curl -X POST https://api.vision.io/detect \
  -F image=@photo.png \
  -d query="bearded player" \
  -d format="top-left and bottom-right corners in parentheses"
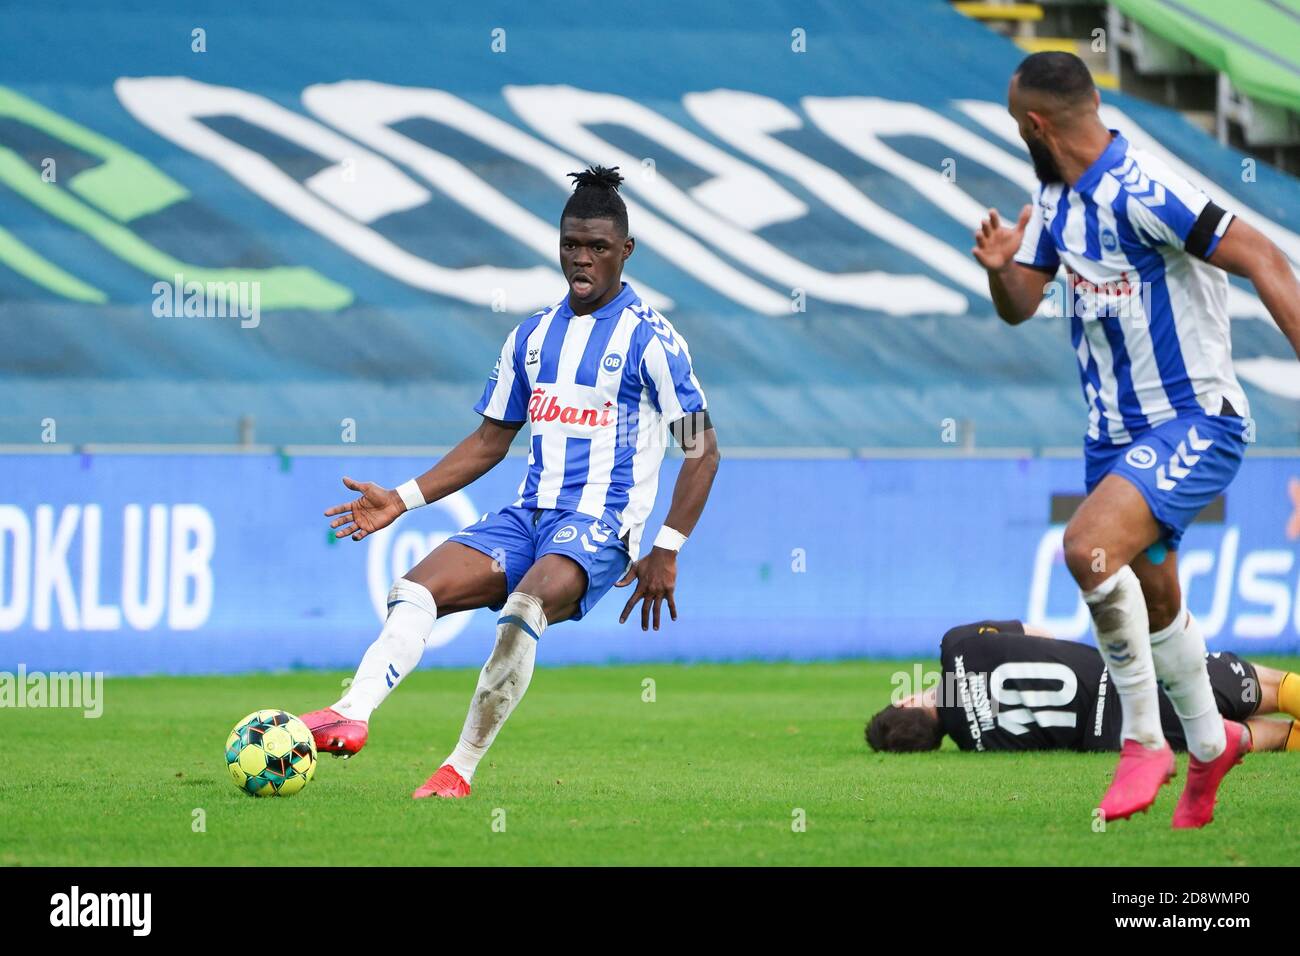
top-left (971, 53), bottom-right (1300, 827)
top-left (302, 166), bottom-right (720, 798)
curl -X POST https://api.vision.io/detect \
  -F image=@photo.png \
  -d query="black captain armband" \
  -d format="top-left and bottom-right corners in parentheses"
top-left (1185, 201), bottom-right (1231, 260)
top-left (480, 415), bottom-right (525, 431)
top-left (669, 410), bottom-right (713, 451)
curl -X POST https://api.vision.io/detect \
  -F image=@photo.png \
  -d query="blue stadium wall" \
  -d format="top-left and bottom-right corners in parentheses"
top-left (2, 0), bottom-right (1299, 448)
top-left (1, 450), bottom-right (1297, 674)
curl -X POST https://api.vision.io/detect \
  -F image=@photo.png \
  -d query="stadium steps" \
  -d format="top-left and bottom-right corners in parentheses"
top-left (952, 0), bottom-right (1300, 173)
top-left (952, 2), bottom-right (1044, 39)
top-left (1106, 0), bottom-right (1300, 174)
top-left (950, 2), bottom-right (1116, 85)
top-left (952, 2), bottom-right (1045, 23)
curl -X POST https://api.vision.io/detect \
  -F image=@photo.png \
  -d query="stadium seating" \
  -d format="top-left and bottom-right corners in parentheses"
top-left (1, 0), bottom-right (1298, 449)
top-left (1106, 0), bottom-right (1300, 170)
top-left (950, 0), bottom-right (1119, 89)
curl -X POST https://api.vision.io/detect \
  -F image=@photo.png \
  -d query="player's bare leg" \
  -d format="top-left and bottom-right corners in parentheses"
top-left (1249, 664), bottom-right (1300, 748)
top-left (1063, 475), bottom-right (1174, 820)
top-left (1129, 550), bottom-right (1180, 632)
top-left (1068, 474), bottom-right (1248, 825)
top-left (1254, 662), bottom-right (1300, 724)
top-left (413, 554), bottom-right (586, 799)
top-left (303, 542), bottom-right (506, 758)
top-left (1243, 718), bottom-right (1298, 752)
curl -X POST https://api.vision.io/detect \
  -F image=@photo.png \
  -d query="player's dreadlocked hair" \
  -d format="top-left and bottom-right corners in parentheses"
top-left (562, 165), bottom-right (628, 235)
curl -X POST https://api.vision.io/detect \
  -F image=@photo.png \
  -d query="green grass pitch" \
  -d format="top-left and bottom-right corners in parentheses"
top-left (3, 660), bottom-right (1296, 866)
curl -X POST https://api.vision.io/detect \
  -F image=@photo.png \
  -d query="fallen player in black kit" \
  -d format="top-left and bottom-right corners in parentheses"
top-left (866, 620), bottom-right (1300, 754)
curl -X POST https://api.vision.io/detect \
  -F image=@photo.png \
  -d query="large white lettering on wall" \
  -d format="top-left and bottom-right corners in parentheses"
top-left (0, 503), bottom-right (215, 632)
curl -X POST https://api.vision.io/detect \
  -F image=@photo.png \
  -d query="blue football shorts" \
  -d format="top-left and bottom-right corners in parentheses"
top-left (449, 504), bottom-right (632, 621)
top-left (1084, 411), bottom-right (1247, 552)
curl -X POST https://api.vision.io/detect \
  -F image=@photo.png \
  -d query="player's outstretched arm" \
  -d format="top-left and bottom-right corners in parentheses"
top-left (618, 413), bottom-right (720, 631)
top-left (325, 417), bottom-right (522, 541)
top-left (1207, 219), bottom-right (1300, 360)
top-left (972, 205), bottom-right (1053, 325)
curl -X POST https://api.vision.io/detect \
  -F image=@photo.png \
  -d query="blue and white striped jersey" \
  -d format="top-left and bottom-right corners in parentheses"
top-left (475, 282), bottom-right (707, 558)
top-left (1015, 131), bottom-right (1248, 445)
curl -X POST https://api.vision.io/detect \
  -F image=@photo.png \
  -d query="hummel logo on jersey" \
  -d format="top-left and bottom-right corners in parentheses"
top-left (528, 388), bottom-right (615, 427)
top-left (526, 348), bottom-right (540, 365)
top-left (1119, 160), bottom-right (1168, 208)
top-left (1155, 425), bottom-right (1213, 492)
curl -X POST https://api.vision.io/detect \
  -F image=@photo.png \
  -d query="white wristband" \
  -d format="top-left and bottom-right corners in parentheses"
top-left (653, 526), bottom-right (687, 553)
top-left (396, 479), bottom-right (427, 512)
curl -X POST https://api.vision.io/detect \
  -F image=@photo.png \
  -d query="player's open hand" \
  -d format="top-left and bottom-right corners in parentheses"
top-left (324, 476), bottom-right (404, 542)
top-left (616, 547), bottom-right (678, 631)
top-left (971, 204), bottom-right (1031, 271)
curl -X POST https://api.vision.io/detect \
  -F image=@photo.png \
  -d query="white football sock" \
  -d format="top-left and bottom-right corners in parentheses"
top-left (1084, 565), bottom-right (1163, 749)
top-left (444, 592), bottom-right (545, 783)
top-left (1150, 607), bottom-right (1226, 762)
top-left (333, 579), bottom-right (436, 722)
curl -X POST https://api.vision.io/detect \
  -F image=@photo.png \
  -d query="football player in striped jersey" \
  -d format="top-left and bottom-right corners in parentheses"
top-left (304, 166), bottom-right (720, 798)
top-left (972, 53), bottom-right (1300, 827)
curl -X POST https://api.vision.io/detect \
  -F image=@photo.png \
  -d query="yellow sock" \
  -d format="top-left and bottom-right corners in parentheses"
top-left (1280, 673), bottom-right (1300, 720)
top-left (1287, 721), bottom-right (1300, 753)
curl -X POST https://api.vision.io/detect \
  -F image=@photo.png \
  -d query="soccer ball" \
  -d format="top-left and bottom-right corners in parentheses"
top-left (225, 709), bottom-right (317, 797)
